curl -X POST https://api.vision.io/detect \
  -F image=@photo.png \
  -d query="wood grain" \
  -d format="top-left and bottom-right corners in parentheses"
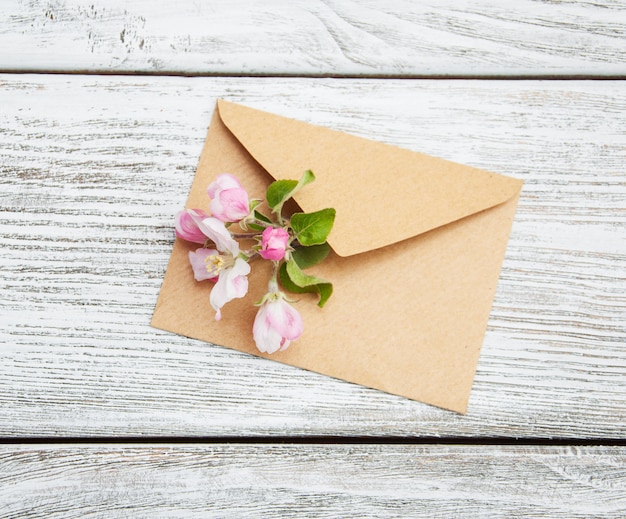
top-left (1, 444), bottom-right (625, 518)
top-left (1, 0), bottom-right (625, 77)
top-left (0, 74), bottom-right (624, 438)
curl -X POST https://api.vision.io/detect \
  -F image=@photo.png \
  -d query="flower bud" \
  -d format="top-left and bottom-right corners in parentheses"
top-left (253, 294), bottom-right (303, 353)
top-left (259, 227), bottom-right (290, 261)
top-left (207, 174), bottom-right (250, 222)
top-left (175, 209), bottom-right (211, 244)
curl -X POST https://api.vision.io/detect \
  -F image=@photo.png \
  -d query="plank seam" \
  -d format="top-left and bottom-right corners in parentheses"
top-left (1, 437), bottom-right (624, 446)
top-left (1, 69), bottom-right (626, 80)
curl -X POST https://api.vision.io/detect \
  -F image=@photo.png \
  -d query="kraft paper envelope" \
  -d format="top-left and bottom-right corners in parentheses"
top-left (152, 99), bottom-right (523, 413)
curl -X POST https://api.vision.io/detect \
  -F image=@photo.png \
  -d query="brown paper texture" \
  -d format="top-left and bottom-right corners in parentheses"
top-left (151, 100), bottom-right (523, 413)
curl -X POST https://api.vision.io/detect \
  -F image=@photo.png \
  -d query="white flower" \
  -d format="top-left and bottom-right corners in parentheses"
top-left (187, 215), bottom-right (250, 320)
top-left (210, 257), bottom-right (250, 321)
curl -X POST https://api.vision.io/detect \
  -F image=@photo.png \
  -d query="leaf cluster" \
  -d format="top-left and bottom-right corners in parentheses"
top-left (266, 170), bottom-right (335, 307)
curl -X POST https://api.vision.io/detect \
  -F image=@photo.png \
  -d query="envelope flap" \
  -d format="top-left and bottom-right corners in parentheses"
top-left (218, 99), bottom-right (523, 257)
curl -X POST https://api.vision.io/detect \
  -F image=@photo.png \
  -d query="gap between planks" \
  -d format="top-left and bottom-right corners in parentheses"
top-left (1, 437), bottom-right (626, 447)
top-left (2, 69), bottom-right (626, 80)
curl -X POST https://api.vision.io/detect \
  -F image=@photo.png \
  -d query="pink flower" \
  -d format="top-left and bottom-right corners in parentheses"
top-left (187, 215), bottom-right (250, 320)
top-left (175, 209), bottom-right (211, 244)
top-left (207, 174), bottom-right (250, 223)
top-left (259, 227), bottom-right (290, 261)
top-left (253, 293), bottom-right (303, 354)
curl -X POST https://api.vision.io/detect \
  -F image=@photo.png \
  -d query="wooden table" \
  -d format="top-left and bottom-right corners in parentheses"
top-left (1, 1), bottom-right (625, 516)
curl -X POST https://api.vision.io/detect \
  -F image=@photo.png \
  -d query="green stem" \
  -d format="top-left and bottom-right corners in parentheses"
top-left (230, 232), bottom-right (261, 239)
top-left (268, 261), bottom-right (280, 293)
top-left (241, 250), bottom-right (260, 262)
top-left (274, 206), bottom-right (284, 227)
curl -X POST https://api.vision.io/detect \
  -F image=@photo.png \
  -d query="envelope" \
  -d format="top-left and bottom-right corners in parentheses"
top-left (151, 99), bottom-right (523, 413)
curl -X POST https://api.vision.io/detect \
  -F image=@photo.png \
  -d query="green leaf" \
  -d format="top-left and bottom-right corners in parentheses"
top-left (247, 222), bottom-right (266, 231)
top-left (253, 210), bottom-right (272, 224)
top-left (290, 208), bottom-right (336, 246)
top-left (266, 170), bottom-right (316, 214)
top-left (266, 180), bottom-right (298, 211)
top-left (280, 259), bottom-right (333, 307)
top-left (290, 242), bottom-right (330, 269)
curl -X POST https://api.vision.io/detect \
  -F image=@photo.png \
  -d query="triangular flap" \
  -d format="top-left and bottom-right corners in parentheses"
top-left (217, 99), bottom-right (523, 257)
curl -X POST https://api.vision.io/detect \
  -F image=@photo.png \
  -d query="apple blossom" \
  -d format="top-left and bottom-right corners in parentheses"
top-left (259, 227), bottom-right (290, 261)
top-left (207, 173), bottom-right (250, 222)
top-left (175, 209), bottom-right (211, 244)
top-left (253, 292), bottom-right (303, 354)
top-left (184, 215), bottom-right (250, 320)
top-left (210, 257), bottom-right (251, 321)
top-left (174, 170), bottom-right (334, 347)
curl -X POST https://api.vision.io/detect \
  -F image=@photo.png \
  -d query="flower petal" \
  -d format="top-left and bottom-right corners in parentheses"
top-left (253, 304), bottom-right (284, 354)
top-left (207, 173), bottom-right (242, 198)
top-left (209, 258), bottom-right (250, 320)
top-left (259, 227), bottom-right (290, 261)
top-left (225, 258), bottom-right (251, 299)
top-left (188, 248), bottom-right (219, 282)
top-left (210, 275), bottom-right (231, 320)
top-left (207, 174), bottom-right (250, 223)
top-left (197, 216), bottom-right (239, 255)
top-left (210, 187), bottom-right (249, 222)
top-left (266, 299), bottom-right (303, 341)
top-left (175, 209), bottom-right (210, 244)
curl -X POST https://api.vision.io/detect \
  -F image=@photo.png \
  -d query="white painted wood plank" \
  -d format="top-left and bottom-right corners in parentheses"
top-left (0, 75), bottom-right (624, 438)
top-left (1, 0), bottom-right (625, 76)
top-left (1, 444), bottom-right (624, 518)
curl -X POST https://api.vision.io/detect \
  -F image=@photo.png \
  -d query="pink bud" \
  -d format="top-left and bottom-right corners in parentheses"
top-left (207, 174), bottom-right (250, 223)
top-left (259, 227), bottom-right (290, 261)
top-left (253, 296), bottom-right (303, 354)
top-left (175, 209), bottom-right (210, 244)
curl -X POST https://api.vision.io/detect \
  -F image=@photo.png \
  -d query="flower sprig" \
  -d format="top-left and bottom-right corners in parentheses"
top-left (175, 170), bottom-right (335, 354)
